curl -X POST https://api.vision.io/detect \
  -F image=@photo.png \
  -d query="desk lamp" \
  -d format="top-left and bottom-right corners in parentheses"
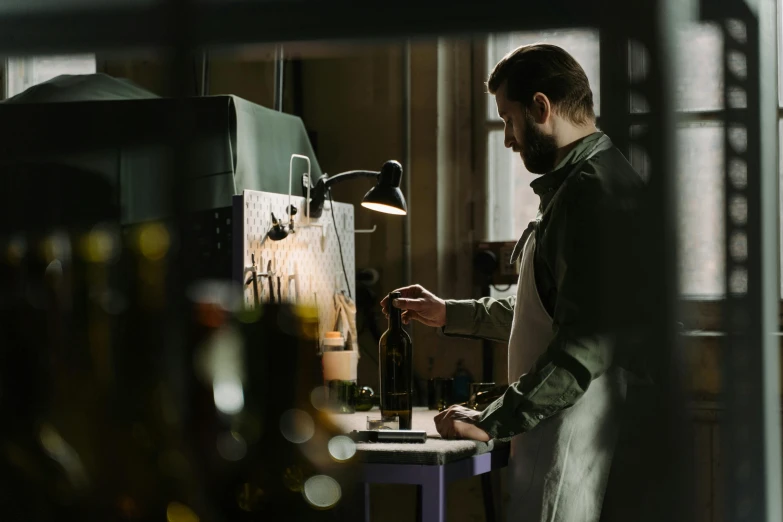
top-left (305, 160), bottom-right (407, 219)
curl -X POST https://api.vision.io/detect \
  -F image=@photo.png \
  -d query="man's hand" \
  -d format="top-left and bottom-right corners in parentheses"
top-left (380, 284), bottom-right (447, 327)
top-left (434, 405), bottom-right (490, 442)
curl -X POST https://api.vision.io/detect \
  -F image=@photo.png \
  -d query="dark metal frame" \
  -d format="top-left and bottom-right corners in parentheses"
top-left (0, 1), bottom-right (601, 54)
top-left (2, 0), bottom-right (779, 520)
top-left (700, 2), bottom-right (783, 522)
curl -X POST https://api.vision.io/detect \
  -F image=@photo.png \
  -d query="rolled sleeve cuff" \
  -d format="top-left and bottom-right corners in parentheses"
top-left (441, 300), bottom-right (479, 337)
top-left (475, 399), bottom-right (540, 440)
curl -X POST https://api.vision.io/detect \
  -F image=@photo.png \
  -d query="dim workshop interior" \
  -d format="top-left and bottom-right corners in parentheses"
top-left (0, 1), bottom-right (781, 521)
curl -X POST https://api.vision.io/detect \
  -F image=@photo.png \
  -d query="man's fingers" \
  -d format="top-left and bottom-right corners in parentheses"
top-left (380, 285), bottom-right (423, 308)
top-left (402, 310), bottom-right (425, 325)
top-left (434, 416), bottom-right (447, 438)
top-left (419, 314), bottom-right (441, 328)
top-left (435, 419), bottom-right (454, 439)
top-left (393, 297), bottom-right (427, 311)
top-left (403, 310), bottom-right (443, 328)
top-left (396, 284), bottom-right (424, 298)
top-left (434, 406), bottom-right (452, 424)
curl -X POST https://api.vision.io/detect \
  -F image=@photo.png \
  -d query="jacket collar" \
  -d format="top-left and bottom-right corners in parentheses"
top-left (529, 132), bottom-right (611, 210)
top-left (509, 132), bottom-right (613, 265)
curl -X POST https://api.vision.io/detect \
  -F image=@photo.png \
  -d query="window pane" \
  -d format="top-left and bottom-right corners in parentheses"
top-left (6, 54), bottom-right (96, 98)
top-left (676, 123), bottom-right (726, 297)
top-left (675, 23), bottom-right (725, 111)
top-left (779, 118), bottom-right (783, 297)
top-left (629, 23), bottom-right (725, 113)
top-left (486, 30), bottom-right (600, 120)
top-left (779, 0), bottom-right (783, 107)
top-left (486, 129), bottom-right (540, 242)
top-left (487, 125), bottom-right (728, 297)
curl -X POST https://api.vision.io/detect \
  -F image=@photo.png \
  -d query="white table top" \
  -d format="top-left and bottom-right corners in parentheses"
top-left (327, 407), bottom-right (507, 465)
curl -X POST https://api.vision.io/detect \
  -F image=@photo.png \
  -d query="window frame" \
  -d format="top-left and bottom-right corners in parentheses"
top-left (473, 31), bottom-right (783, 329)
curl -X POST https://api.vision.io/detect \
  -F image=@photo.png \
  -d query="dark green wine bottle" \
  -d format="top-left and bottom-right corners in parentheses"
top-left (379, 292), bottom-right (413, 430)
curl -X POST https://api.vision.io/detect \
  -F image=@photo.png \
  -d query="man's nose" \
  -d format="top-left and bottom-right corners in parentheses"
top-left (504, 135), bottom-right (515, 149)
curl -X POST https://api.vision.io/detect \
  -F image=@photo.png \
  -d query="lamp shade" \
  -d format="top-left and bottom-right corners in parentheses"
top-left (360, 160), bottom-right (407, 215)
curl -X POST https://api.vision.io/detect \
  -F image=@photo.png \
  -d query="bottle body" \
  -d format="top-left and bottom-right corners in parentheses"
top-left (379, 292), bottom-right (413, 429)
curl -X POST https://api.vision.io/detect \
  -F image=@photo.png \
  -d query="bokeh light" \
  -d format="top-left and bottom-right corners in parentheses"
top-left (6, 235), bottom-right (26, 264)
top-left (302, 475), bottom-right (341, 509)
top-left (41, 231), bottom-right (71, 263)
top-left (294, 305), bottom-right (320, 340)
top-left (310, 386), bottom-right (329, 412)
top-left (117, 495), bottom-right (139, 519)
top-left (279, 409), bottom-right (315, 444)
top-left (327, 435), bottom-right (357, 462)
top-left (236, 307), bottom-right (263, 324)
top-left (196, 325), bottom-right (246, 415)
top-left (236, 483), bottom-right (265, 513)
top-left (231, 413), bottom-right (262, 445)
top-left (80, 224), bottom-right (118, 263)
top-left (138, 223), bottom-right (170, 261)
top-left (196, 302), bottom-right (226, 329)
top-left (216, 431), bottom-right (247, 461)
top-left (187, 280), bottom-right (241, 313)
top-left (44, 259), bottom-right (63, 281)
top-left (166, 501), bottom-right (199, 522)
top-left (38, 423), bottom-right (88, 490)
top-left (283, 466), bottom-right (305, 492)
top-left (213, 376), bottom-right (245, 415)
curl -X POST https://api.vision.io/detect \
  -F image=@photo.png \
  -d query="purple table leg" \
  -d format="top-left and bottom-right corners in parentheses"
top-left (359, 446), bottom-right (509, 522)
top-left (363, 482), bottom-right (371, 522)
top-left (420, 465), bottom-right (446, 522)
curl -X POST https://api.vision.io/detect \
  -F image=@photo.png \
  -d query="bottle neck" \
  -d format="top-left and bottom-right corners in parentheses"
top-left (389, 304), bottom-right (402, 331)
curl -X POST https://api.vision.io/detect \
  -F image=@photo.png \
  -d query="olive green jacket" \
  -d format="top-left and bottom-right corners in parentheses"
top-left (443, 132), bottom-right (650, 439)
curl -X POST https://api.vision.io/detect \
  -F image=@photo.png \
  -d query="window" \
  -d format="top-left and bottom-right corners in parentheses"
top-left (485, 31), bottom-right (600, 249)
top-left (484, 31), bottom-right (600, 301)
top-left (484, 30), bottom-right (599, 300)
top-left (482, 21), bottom-right (782, 299)
top-left (5, 54), bottom-right (96, 98)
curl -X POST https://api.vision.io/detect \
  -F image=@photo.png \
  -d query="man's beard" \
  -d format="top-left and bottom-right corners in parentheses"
top-left (520, 112), bottom-right (559, 174)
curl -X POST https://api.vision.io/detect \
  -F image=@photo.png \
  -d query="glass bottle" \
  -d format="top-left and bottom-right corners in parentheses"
top-left (379, 291), bottom-right (413, 430)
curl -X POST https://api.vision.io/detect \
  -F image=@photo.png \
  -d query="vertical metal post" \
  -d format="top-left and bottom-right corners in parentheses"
top-left (402, 40), bottom-right (412, 289)
top-left (165, 0), bottom-right (217, 517)
top-left (274, 44), bottom-right (285, 112)
top-left (644, 2), bottom-right (692, 518)
top-left (200, 51), bottom-right (210, 96)
top-left (709, 0), bottom-right (782, 520)
top-left (598, 26), bottom-right (631, 156)
top-left (601, 0), bottom-right (692, 519)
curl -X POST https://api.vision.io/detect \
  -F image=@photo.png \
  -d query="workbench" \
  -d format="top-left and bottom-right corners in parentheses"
top-left (330, 407), bottom-right (510, 522)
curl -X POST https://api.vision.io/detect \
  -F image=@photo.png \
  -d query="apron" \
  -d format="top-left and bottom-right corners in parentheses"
top-left (505, 137), bottom-right (626, 522)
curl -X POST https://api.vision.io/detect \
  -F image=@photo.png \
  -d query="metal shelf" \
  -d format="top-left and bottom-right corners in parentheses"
top-left (0, 0), bottom-right (642, 54)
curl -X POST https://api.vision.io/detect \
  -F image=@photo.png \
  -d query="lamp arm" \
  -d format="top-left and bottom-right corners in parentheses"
top-left (324, 170), bottom-right (380, 187)
top-left (309, 170), bottom-right (380, 219)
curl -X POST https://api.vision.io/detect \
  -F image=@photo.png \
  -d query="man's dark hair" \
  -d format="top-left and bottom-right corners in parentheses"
top-left (487, 44), bottom-right (595, 125)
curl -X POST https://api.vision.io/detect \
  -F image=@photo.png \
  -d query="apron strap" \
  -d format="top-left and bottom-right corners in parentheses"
top-left (509, 139), bottom-right (614, 266)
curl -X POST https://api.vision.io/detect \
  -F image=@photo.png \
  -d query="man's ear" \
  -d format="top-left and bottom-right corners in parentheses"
top-left (530, 92), bottom-right (552, 124)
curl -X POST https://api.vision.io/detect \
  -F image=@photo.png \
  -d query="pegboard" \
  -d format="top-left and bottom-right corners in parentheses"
top-left (232, 189), bottom-right (356, 344)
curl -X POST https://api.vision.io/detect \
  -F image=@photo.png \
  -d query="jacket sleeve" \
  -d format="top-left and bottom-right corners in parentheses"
top-left (441, 296), bottom-right (515, 343)
top-left (475, 173), bottom-right (620, 439)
